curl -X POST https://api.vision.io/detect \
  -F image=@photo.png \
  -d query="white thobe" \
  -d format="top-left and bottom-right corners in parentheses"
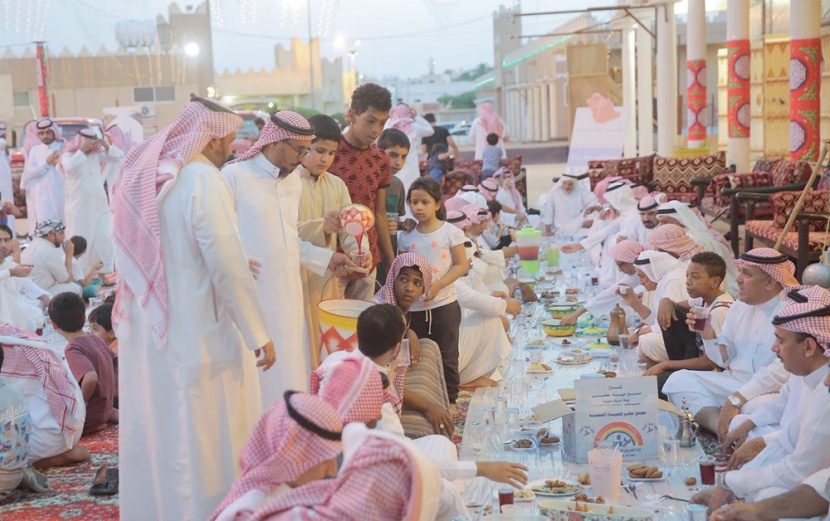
top-left (474, 235), bottom-right (508, 294)
top-left (20, 236), bottom-right (81, 296)
top-left (456, 278), bottom-right (512, 385)
top-left (61, 147), bottom-right (121, 273)
top-left (470, 119), bottom-right (506, 160)
top-left (584, 275), bottom-right (647, 317)
top-left (0, 139), bottom-right (15, 234)
top-left (664, 296), bottom-right (787, 415)
top-left (731, 369), bottom-right (812, 443)
top-left (22, 141), bottom-right (65, 236)
top-left (725, 365), bottom-right (830, 501)
top-left (543, 185), bottom-right (598, 237)
top-left (638, 267), bottom-right (690, 362)
top-left (803, 467), bottom-right (830, 521)
top-left (114, 154), bottom-right (270, 521)
top-left (222, 153), bottom-right (333, 408)
top-left (0, 258), bottom-right (48, 332)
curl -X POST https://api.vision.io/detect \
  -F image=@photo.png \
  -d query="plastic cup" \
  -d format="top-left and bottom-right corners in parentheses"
top-left (482, 406), bottom-right (497, 431)
top-left (394, 338), bottom-right (410, 368)
top-left (498, 488), bottom-right (514, 510)
top-left (350, 250), bottom-right (368, 267)
top-left (505, 407), bottom-right (520, 431)
top-left (662, 438), bottom-right (680, 465)
top-left (692, 306), bottom-right (710, 332)
top-left (545, 246), bottom-right (560, 267)
top-left (588, 448), bottom-right (623, 501)
top-left (619, 334), bottom-right (631, 350)
top-left (687, 504), bottom-right (708, 521)
top-left (699, 455), bottom-right (716, 486)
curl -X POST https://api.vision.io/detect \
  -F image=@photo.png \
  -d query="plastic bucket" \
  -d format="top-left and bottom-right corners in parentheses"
top-left (317, 299), bottom-right (374, 357)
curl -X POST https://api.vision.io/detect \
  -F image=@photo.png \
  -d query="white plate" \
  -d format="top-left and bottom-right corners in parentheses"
top-left (538, 499), bottom-right (653, 518)
top-left (528, 479), bottom-right (584, 497)
top-left (551, 338), bottom-right (581, 348)
top-left (527, 368), bottom-right (553, 375)
top-left (556, 356), bottom-right (594, 366)
top-left (586, 348), bottom-right (613, 358)
top-left (510, 439), bottom-right (538, 451)
top-left (494, 489), bottom-right (536, 503)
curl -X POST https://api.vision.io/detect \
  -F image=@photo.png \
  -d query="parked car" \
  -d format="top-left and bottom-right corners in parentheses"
top-left (10, 117), bottom-right (105, 173)
top-left (231, 111), bottom-right (268, 157)
top-left (450, 122), bottom-right (472, 147)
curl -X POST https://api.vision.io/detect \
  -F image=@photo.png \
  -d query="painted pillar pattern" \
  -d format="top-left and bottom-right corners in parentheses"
top-left (687, 59), bottom-right (707, 144)
top-left (790, 38), bottom-right (821, 161)
top-left (727, 40), bottom-right (751, 139)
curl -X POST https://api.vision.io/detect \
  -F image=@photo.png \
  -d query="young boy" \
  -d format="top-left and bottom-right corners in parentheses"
top-left (89, 303), bottom-right (118, 408)
top-left (481, 133), bottom-right (501, 179)
top-left (48, 292), bottom-right (117, 434)
top-left (297, 114), bottom-right (367, 366)
top-left (376, 128), bottom-right (410, 283)
top-left (482, 200), bottom-right (513, 250)
top-left (328, 83), bottom-right (394, 300)
top-left (68, 236), bottom-right (103, 299)
top-left (645, 251), bottom-right (734, 394)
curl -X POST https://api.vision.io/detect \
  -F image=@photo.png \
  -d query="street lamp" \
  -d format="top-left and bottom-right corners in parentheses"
top-left (184, 42), bottom-right (200, 57)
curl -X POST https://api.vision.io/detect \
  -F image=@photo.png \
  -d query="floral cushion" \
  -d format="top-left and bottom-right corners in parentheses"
top-left (771, 190), bottom-right (830, 231)
top-left (710, 172), bottom-right (771, 206)
top-left (768, 160), bottom-right (813, 187)
top-left (587, 160), bottom-right (608, 189)
top-left (653, 151), bottom-right (726, 201)
top-left (443, 170), bottom-right (476, 198)
top-left (700, 195), bottom-right (772, 219)
top-left (746, 219), bottom-right (830, 252)
top-left (752, 158), bottom-right (781, 174)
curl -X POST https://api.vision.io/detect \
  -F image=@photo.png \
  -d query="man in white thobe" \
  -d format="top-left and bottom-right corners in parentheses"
top-left (663, 248), bottom-right (799, 437)
top-left (112, 96), bottom-right (276, 521)
top-left (60, 128), bottom-right (121, 274)
top-left (22, 119), bottom-right (66, 237)
top-left (542, 173), bottom-right (599, 238)
top-left (692, 285), bottom-right (830, 509)
top-left (0, 224), bottom-right (49, 332)
top-left (222, 111), bottom-right (358, 409)
top-left (20, 219), bottom-right (81, 296)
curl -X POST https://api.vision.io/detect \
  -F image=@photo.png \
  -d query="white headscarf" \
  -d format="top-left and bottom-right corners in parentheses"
top-left (604, 182), bottom-right (638, 217)
top-left (634, 250), bottom-right (686, 284)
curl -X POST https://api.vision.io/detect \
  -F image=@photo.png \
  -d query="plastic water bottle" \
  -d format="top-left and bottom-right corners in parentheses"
top-left (513, 284), bottom-right (523, 303)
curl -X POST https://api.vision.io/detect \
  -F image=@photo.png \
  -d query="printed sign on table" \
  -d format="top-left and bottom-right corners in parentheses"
top-left (562, 376), bottom-right (658, 463)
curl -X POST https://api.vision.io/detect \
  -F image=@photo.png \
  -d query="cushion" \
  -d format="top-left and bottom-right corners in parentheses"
top-left (771, 190), bottom-right (830, 231)
top-left (746, 219), bottom-right (830, 252)
top-left (711, 172), bottom-right (771, 206)
top-left (817, 166), bottom-right (830, 190)
top-left (700, 196), bottom-right (773, 220)
top-left (587, 160), bottom-right (608, 190)
top-left (400, 339), bottom-right (450, 439)
top-left (768, 160), bottom-right (813, 187)
top-left (653, 151), bottom-right (726, 200)
top-left (752, 158), bottom-right (781, 174)
top-left (442, 171), bottom-right (476, 199)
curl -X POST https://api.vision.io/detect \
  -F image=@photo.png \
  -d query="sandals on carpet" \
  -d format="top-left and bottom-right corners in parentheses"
top-left (89, 466), bottom-right (119, 496)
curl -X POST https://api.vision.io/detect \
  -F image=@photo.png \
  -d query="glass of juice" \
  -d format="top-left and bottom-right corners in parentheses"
top-left (497, 488), bottom-right (514, 511)
top-left (699, 455), bottom-right (716, 486)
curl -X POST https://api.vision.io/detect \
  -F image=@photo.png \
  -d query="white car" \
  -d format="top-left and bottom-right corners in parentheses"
top-left (450, 122), bottom-right (472, 147)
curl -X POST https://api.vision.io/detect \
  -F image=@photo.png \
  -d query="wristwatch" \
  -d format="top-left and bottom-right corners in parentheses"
top-left (727, 394), bottom-right (743, 408)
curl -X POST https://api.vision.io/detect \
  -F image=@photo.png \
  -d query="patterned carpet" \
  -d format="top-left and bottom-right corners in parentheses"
top-left (0, 426), bottom-right (119, 520)
top-left (451, 389), bottom-right (474, 445)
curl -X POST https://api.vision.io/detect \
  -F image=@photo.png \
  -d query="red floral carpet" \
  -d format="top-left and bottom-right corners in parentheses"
top-left (0, 426), bottom-right (119, 520)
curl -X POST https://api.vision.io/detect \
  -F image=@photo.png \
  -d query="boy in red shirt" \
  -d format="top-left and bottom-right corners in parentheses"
top-left (48, 292), bottom-right (117, 434)
top-left (328, 82), bottom-right (394, 299)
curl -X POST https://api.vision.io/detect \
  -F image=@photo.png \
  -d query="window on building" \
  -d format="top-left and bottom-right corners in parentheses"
top-left (12, 91), bottom-right (30, 107)
top-left (133, 86), bottom-right (176, 103)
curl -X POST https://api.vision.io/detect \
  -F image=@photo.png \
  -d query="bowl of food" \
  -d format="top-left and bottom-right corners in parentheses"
top-left (542, 319), bottom-right (577, 337)
top-left (539, 433), bottom-right (561, 447)
top-left (511, 438), bottom-right (537, 452)
top-left (548, 304), bottom-right (581, 319)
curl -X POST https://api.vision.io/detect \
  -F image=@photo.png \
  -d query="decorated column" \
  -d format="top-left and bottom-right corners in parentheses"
top-left (687, 0), bottom-right (707, 149)
top-left (656, 1), bottom-right (678, 156)
top-left (637, 23), bottom-right (654, 155)
top-left (622, 23), bottom-right (637, 157)
top-left (726, 0), bottom-right (750, 172)
top-left (790, 0), bottom-right (822, 162)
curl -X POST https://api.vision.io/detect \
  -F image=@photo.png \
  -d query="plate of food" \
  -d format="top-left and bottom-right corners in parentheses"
top-left (577, 327), bottom-right (607, 337)
top-left (526, 339), bottom-right (548, 349)
top-left (529, 479), bottom-right (584, 497)
top-left (556, 355), bottom-right (594, 365)
top-left (626, 464), bottom-right (666, 481)
top-left (550, 337), bottom-right (578, 347)
top-left (494, 488), bottom-right (536, 503)
top-left (520, 414), bottom-right (543, 429)
top-left (510, 438), bottom-right (537, 452)
top-left (539, 433), bottom-right (561, 447)
top-left (527, 362), bottom-right (553, 374)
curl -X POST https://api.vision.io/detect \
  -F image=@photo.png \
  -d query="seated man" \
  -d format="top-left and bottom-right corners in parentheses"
top-left (647, 224), bottom-right (704, 262)
top-left (0, 322), bottom-right (87, 468)
top-left (482, 200), bottom-right (514, 251)
top-left (691, 285), bottom-right (830, 507)
top-left (248, 423), bottom-right (442, 520)
top-left (49, 293), bottom-right (117, 434)
top-left (646, 252), bottom-right (733, 394)
top-left (0, 224), bottom-right (49, 332)
top-left (0, 341), bottom-right (32, 497)
top-left (562, 239), bottom-right (647, 326)
top-left (543, 173), bottom-right (600, 238)
top-left (88, 303), bottom-right (118, 409)
top-left (617, 250), bottom-right (689, 364)
top-left (20, 219), bottom-right (81, 296)
top-left (209, 391), bottom-right (344, 521)
top-left (663, 248), bottom-right (798, 437)
top-left (708, 473), bottom-right (829, 521)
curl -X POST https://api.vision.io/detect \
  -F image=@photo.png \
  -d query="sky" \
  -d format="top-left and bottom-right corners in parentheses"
top-left (0, 0), bottom-right (616, 79)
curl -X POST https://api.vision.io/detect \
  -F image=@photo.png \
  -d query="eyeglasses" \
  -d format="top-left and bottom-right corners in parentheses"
top-left (284, 140), bottom-right (310, 158)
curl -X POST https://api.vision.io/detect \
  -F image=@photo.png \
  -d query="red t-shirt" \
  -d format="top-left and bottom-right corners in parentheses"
top-left (328, 139), bottom-right (391, 270)
top-left (65, 335), bottom-right (116, 434)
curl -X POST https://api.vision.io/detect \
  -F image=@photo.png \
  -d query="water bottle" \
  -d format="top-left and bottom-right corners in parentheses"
top-left (513, 284), bottom-right (523, 303)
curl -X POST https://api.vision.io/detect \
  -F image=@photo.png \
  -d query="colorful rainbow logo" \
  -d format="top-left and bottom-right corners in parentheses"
top-left (595, 422), bottom-right (644, 448)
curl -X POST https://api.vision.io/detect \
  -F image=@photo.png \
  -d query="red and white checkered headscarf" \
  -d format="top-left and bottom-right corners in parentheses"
top-left (230, 111), bottom-right (315, 165)
top-left (647, 224), bottom-right (703, 260)
top-left (0, 322), bottom-right (82, 447)
top-left (734, 248), bottom-right (799, 288)
top-left (105, 124), bottom-right (138, 154)
top-left (311, 357), bottom-right (384, 424)
top-left (478, 178), bottom-right (499, 201)
top-left (609, 239), bottom-right (644, 264)
top-left (112, 97), bottom-right (242, 344)
top-left (209, 392), bottom-right (343, 521)
top-left (773, 285), bottom-right (830, 357)
top-left (248, 424), bottom-right (441, 521)
top-left (374, 252), bottom-right (433, 306)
